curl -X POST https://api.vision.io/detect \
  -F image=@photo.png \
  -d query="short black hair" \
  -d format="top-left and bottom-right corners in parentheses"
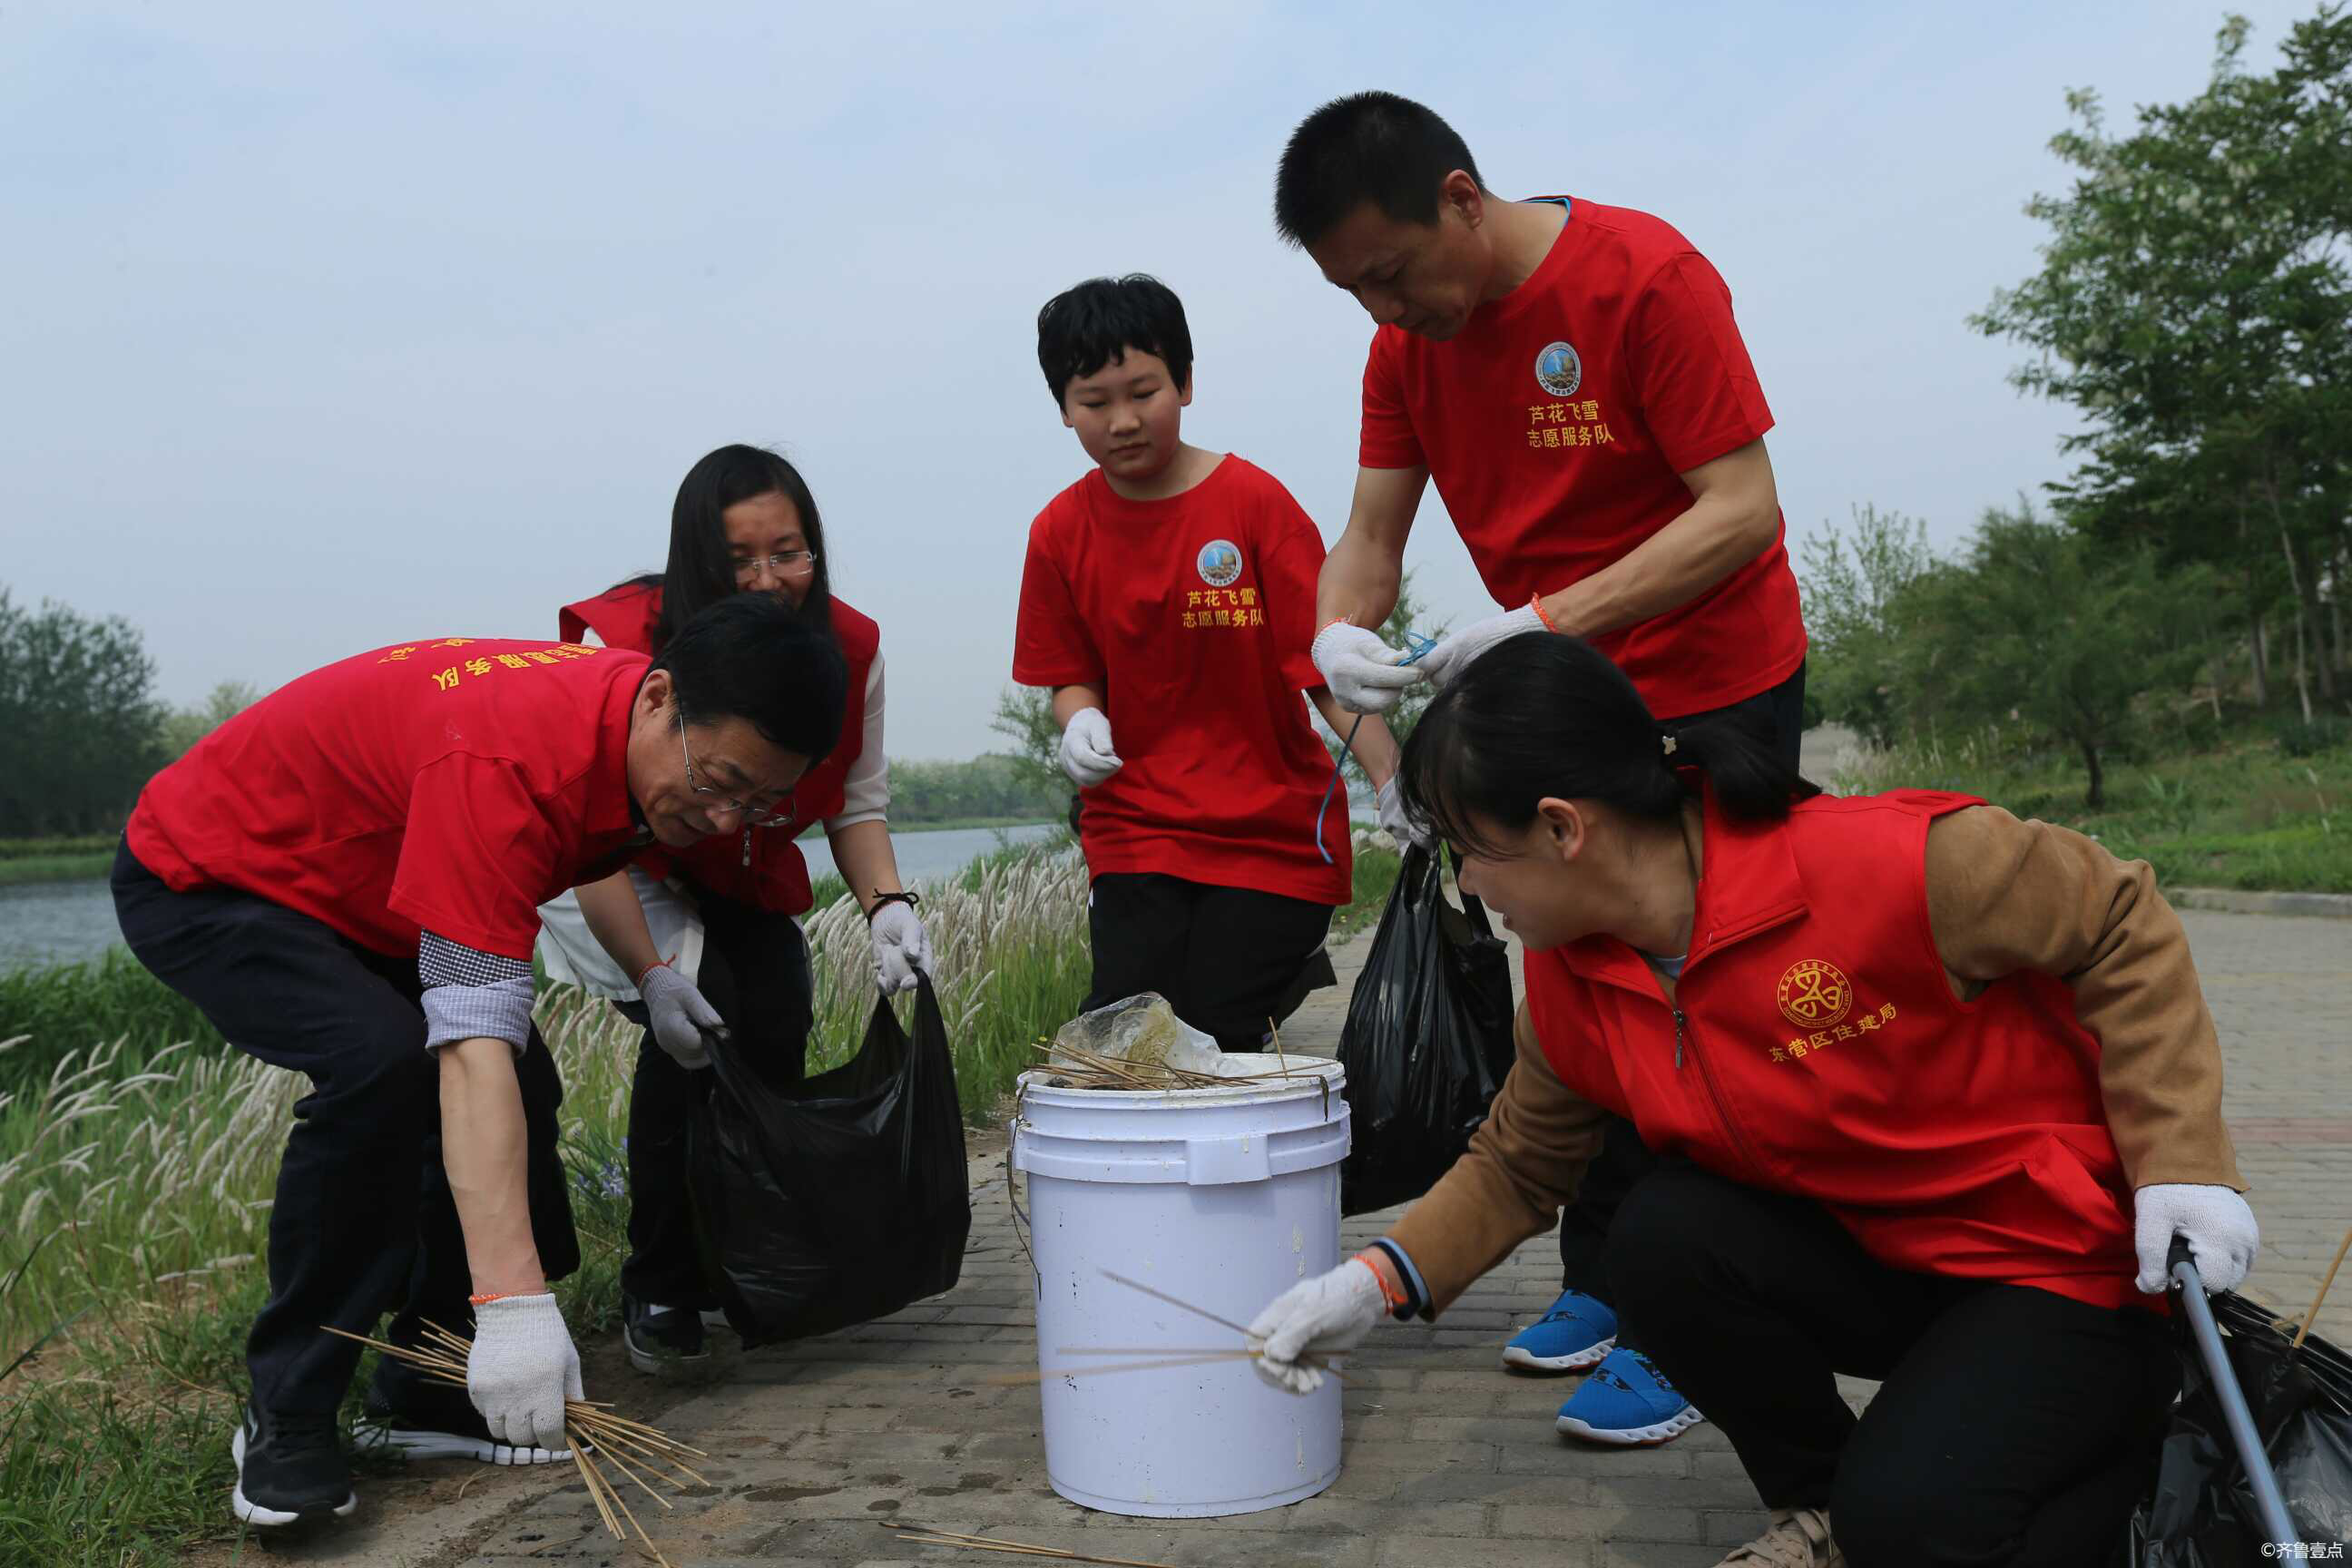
top-left (1036, 274), bottom-right (1194, 405)
top-left (1274, 91), bottom-right (1486, 248)
top-left (652, 594), bottom-right (847, 766)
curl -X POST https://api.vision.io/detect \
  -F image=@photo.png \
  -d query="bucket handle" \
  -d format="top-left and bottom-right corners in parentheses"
top-left (1007, 1081), bottom-right (1042, 1292)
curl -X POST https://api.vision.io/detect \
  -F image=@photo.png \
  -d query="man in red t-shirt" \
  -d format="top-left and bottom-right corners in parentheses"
top-left (1273, 91), bottom-right (1811, 1450)
top-left (111, 597), bottom-right (843, 1528)
top-left (1014, 273), bottom-right (1403, 1048)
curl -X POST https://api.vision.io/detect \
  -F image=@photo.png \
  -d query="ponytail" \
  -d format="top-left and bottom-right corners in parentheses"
top-left (1400, 632), bottom-right (1816, 854)
top-left (1661, 708), bottom-right (1817, 823)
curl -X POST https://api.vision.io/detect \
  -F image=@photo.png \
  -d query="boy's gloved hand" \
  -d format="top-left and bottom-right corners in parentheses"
top-left (2133, 1182), bottom-right (2259, 1293)
top-left (636, 960), bottom-right (721, 1070)
top-left (1416, 604), bottom-right (1547, 690)
top-left (869, 901), bottom-right (931, 995)
top-left (1376, 776), bottom-right (1425, 850)
top-left (1057, 707), bottom-right (1122, 789)
top-left (1247, 1258), bottom-right (1387, 1395)
top-left (1311, 621), bottom-right (1424, 714)
top-left (467, 1293), bottom-right (583, 1453)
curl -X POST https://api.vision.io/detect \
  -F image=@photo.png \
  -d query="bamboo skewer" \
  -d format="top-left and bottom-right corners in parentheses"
top-left (986, 1352), bottom-right (1259, 1386)
top-left (892, 1524), bottom-right (1182, 1568)
top-left (2292, 1225), bottom-right (2352, 1353)
top-left (319, 1322), bottom-right (698, 1566)
top-left (1094, 1269), bottom-right (1348, 1383)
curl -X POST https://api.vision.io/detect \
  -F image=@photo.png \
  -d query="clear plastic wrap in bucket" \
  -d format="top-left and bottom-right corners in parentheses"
top-left (1010, 1047), bottom-right (1349, 1517)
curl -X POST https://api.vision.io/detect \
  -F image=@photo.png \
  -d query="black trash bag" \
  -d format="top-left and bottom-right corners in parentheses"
top-left (1336, 842), bottom-right (1516, 1216)
top-left (2131, 1289), bottom-right (2352, 1563)
top-left (689, 972), bottom-right (971, 1345)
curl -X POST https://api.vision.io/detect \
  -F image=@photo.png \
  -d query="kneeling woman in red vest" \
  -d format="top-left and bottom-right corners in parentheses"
top-left (550, 444), bottom-right (926, 1377)
top-left (1249, 632), bottom-right (2259, 1568)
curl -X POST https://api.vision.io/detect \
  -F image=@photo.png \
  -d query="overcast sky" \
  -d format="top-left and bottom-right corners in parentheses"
top-left (0, 1), bottom-right (2317, 759)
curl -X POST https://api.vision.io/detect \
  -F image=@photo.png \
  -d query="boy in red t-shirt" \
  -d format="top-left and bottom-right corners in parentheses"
top-left (1013, 274), bottom-right (1403, 1049)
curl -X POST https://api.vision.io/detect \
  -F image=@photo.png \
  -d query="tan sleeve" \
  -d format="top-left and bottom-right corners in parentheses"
top-left (1384, 997), bottom-right (1610, 1315)
top-left (1924, 805), bottom-right (2243, 1191)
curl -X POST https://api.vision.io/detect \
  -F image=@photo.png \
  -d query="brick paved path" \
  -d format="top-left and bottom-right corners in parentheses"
top-left (299, 901), bottom-right (2346, 1568)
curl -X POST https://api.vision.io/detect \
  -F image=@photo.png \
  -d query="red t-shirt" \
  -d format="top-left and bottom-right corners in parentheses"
top-left (127, 638), bottom-right (653, 961)
top-left (1360, 197), bottom-right (1807, 718)
top-left (1013, 456), bottom-right (1351, 905)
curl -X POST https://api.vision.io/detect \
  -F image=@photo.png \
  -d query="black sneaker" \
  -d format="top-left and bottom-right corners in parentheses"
top-left (622, 1292), bottom-right (710, 1377)
top-left (352, 1361), bottom-right (570, 1465)
top-left (231, 1407), bottom-right (357, 1526)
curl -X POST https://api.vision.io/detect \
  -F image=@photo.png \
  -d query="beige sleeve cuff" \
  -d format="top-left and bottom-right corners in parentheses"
top-left (1386, 999), bottom-right (1609, 1315)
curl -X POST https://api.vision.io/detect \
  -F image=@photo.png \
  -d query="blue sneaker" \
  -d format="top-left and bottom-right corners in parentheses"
top-left (1500, 1288), bottom-right (1617, 1373)
top-left (1555, 1346), bottom-right (1705, 1446)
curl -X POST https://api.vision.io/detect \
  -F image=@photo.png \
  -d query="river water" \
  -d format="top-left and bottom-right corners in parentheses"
top-left (0, 822), bottom-right (1063, 969)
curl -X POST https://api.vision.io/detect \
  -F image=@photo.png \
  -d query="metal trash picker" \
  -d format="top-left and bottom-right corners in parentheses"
top-left (2167, 1236), bottom-right (2299, 1552)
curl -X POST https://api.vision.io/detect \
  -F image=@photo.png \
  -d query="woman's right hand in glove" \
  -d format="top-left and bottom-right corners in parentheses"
top-left (1247, 1257), bottom-right (1387, 1395)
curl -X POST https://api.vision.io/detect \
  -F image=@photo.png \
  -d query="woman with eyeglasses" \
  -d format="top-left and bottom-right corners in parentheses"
top-left (544, 443), bottom-right (926, 1377)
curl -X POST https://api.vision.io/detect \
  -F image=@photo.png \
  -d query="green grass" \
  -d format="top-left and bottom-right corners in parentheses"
top-left (1832, 728), bottom-right (2352, 893)
top-left (0, 852), bottom-right (113, 887)
top-left (0, 837), bottom-right (116, 862)
top-left (1334, 840), bottom-right (1404, 937)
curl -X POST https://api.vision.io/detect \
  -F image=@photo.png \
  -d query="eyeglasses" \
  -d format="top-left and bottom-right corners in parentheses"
top-left (676, 712), bottom-right (797, 828)
top-left (730, 550), bottom-right (818, 583)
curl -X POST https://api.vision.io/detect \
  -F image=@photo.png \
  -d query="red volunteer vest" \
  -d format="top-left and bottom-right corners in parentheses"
top-left (558, 583), bottom-right (878, 915)
top-left (1525, 789), bottom-right (2144, 1311)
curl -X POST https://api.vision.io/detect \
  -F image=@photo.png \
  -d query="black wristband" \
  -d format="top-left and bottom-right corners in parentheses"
top-left (866, 889), bottom-right (920, 923)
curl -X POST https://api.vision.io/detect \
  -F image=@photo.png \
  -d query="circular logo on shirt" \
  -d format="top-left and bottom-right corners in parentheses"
top-left (1196, 539), bottom-right (1243, 587)
top-left (1776, 959), bottom-right (1854, 1029)
top-left (1534, 340), bottom-right (1583, 398)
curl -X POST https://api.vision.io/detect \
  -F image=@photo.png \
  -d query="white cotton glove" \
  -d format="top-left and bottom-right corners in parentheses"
top-left (1415, 604), bottom-right (1548, 690)
top-left (1057, 707), bottom-right (1123, 789)
top-left (636, 961), bottom-right (721, 1071)
top-left (869, 901), bottom-right (931, 995)
top-left (1247, 1258), bottom-right (1387, 1395)
top-left (1311, 621), bottom-right (1425, 714)
top-left (1376, 776), bottom-right (1425, 850)
top-left (467, 1293), bottom-right (583, 1454)
top-left (2134, 1182), bottom-right (2260, 1294)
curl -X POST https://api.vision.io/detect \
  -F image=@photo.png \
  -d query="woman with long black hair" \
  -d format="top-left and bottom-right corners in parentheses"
top-left (543, 444), bottom-right (926, 1377)
top-left (1247, 632), bottom-right (2259, 1566)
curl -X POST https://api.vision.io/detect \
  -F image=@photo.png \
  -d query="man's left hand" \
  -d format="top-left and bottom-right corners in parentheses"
top-left (870, 902), bottom-right (932, 995)
top-left (1416, 605), bottom-right (1548, 689)
top-left (2133, 1182), bottom-right (2259, 1294)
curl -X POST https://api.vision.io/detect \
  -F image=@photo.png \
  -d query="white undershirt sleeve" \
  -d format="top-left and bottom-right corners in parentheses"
top-left (826, 652), bottom-right (890, 830)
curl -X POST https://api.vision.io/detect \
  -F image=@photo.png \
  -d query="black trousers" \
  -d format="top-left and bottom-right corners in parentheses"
top-left (1557, 660), bottom-right (1808, 1301)
top-left (1609, 1161), bottom-right (2176, 1565)
top-left (1083, 872), bottom-right (1336, 1053)
top-left (109, 843), bottom-right (578, 1416)
top-left (618, 889), bottom-right (812, 1308)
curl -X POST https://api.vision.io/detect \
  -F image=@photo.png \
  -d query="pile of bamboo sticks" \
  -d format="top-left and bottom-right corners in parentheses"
top-left (1031, 1040), bottom-right (1330, 1093)
top-left (324, 1322), bottom-right (706, 1566)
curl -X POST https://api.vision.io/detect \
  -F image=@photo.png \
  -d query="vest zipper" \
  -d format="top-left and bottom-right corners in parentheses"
top-left (740, 827), bottom-right (751, 868)
top-left (1673, 1005), bottom-right (1767, 1181)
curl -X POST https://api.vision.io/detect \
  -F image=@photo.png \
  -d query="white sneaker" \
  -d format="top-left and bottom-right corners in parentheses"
top-left (1720, 1507), bottom-right (1841, 1567)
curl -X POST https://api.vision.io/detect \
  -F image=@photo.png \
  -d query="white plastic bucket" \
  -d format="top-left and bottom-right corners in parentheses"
top-left (1010, 1054), bottom-right (1349, 1517)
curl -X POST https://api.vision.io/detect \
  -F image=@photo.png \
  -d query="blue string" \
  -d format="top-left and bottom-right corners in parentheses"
top-left (1314, 630), bottom-right (1441, 864)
